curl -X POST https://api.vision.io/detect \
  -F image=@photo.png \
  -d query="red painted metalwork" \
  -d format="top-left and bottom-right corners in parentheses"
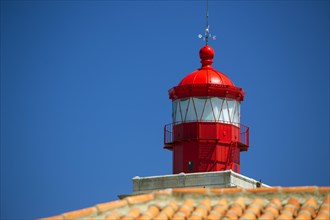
top-left (169, 45), bottom-right (245, 101)
top-left (169, 84), bottom-right (244, 101)
top-left (164, 45), bottom-right (249, 174)
top-left (164, 122), bottom-right (249, 150)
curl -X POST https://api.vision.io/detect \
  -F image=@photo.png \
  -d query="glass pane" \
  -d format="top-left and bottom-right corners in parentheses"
top-left (186, 98), bottom-right (197, 122)
top-left (193, 97), bottom-right (206, 121)
top-left (234, 101), bottom-right (240, 125)
top-left (202, 98), bottom-right (215, 121)
top-left (175, 100), bottom-right (182, 123)
top-left (211, 97), bottom-right (223, 122)
top-left (227, 99), bottom-right (235, 123)
top-left (237, 102), bottom-right (241, 123)
top-left (220, 99), bottom-right (230, 123)
top-left (172, 100), bottom-right (178, 123)
top-left (180, 98), bottom-right (189, 122)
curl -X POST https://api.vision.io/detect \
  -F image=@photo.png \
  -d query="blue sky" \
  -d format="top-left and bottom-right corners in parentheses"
top-left (1, 0), bottom-right (329, 219)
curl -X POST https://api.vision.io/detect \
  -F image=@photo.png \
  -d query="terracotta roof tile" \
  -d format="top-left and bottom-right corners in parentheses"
top-left (62, 206), bottom-right (97, 220)
top-left (173, 188), bottom-right (209, 194)
top-left (138, 205), bottom-right (160, 220)
top-left (173, 198), bottom-right (195, 219)
top-left (42, 186), bottom-right (330, 220)
top-left (96, 200), bottom-right (128, 213)
top-left (245, 187), bottom-right (281, 194)
top-left (206, 198), bottom-right (228, 219)
top-left (41, 215), bottom-right (65, 220)
top-left (121, 207), bottom-right (140, 220)
top-left (188, 198), bottom-right (211, 219)
top-left (211, 187), bottom-right (243, 195)
top-left (104, 211), bottom-right (121, 220)
top-left (125, 194), bottom-right (154, 205)
top-left (260, 198), bottom-right (281, 220)
top-left (154, 200), bottom-right (178, 220)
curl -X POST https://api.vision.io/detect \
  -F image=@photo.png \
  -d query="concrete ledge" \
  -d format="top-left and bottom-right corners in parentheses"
top-left (132, 170), bottom-right (269, 195)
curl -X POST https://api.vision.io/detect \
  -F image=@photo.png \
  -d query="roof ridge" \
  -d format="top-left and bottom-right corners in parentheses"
top-left (41, 186), bottom-right (330, 220)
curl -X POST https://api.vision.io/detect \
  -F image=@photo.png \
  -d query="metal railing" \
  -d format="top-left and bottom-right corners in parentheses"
top-left (239, 123), bottom-right (249, 147)
top-left (164, 122), bottom-right (174, 145)
top-left (164, 121), bottom-right (249, 147)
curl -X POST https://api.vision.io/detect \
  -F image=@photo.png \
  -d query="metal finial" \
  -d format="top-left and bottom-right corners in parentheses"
top-left (198, 0), bottom-right (216, 44)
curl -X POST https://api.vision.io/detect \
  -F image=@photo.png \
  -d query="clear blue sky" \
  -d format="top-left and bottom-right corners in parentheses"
top-left (1, 1), bottom-right (329, 219)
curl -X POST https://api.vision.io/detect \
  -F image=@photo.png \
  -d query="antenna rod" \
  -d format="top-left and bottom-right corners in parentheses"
top-left (206, 0), bottom-right (209, 28)
top-left (198, 0), bottom-right (215, 44)
top-left (205, 0), bottom-right (209, 45)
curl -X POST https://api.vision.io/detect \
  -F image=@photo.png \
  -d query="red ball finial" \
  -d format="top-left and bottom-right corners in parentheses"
top-left (199, 45), bottom-right (214, 67)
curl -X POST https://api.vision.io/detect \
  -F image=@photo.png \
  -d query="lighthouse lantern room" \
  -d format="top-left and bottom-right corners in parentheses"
top-left (164, 45), bottom-right (250, 174)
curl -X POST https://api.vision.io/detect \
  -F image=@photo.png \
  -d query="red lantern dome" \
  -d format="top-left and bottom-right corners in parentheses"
top-left (178, 67), bottom-right (234, 87)
top-left (179, 45), bottom-right (234, 86)
top-left (164, 45), bottom-right (250, 174)
top-left (169, 45), bottom-right (245, 101)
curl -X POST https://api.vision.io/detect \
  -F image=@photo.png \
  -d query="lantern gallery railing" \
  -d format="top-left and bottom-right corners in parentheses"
top-left (164, 121), bottom-right (249, 147)
top-left (164, 123), bottom-right (175, 145)
top-left (239, 123), bottom-right (249, 147)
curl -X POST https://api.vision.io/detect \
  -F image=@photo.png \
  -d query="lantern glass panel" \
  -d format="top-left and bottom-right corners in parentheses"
top-left (172, 100), bottom-right (178, 123)
top-left (186, 98), bottom-right (197, 122)
top-left (180, 98), bottom-right (189, 122)
top-left (220, 99), bottom-right (230, 123)
top-left (202, 98), bottom-right (215, 121)
top-left (211, 97), bottom-right (223, 121)
top-left (233, 102), bottom-right (240, 126)
top-left (227, 100), bottom-right (235, 123)
top-left (193, 97), bottom-right (206, 121)
top-left (173, 98), bottom-right (240, 126)
top-left (174, 100), bottom-right (182, 123)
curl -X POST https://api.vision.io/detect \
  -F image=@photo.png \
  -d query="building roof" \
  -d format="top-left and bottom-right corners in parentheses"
top-left (43, 186), bottom-right (329, 220)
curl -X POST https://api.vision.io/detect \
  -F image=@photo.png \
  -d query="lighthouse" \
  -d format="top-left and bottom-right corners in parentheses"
top-left (131, 2), bottom-right (263, 195)
top-left (164, 45), bottom-right (249, 174)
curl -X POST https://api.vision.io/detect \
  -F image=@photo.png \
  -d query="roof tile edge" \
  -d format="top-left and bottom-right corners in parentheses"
top-left (40, 186), bottom-right (330, 220)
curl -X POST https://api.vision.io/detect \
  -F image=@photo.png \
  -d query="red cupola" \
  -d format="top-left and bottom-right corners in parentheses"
top-left (164, 45), bottom-right (249, 174)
